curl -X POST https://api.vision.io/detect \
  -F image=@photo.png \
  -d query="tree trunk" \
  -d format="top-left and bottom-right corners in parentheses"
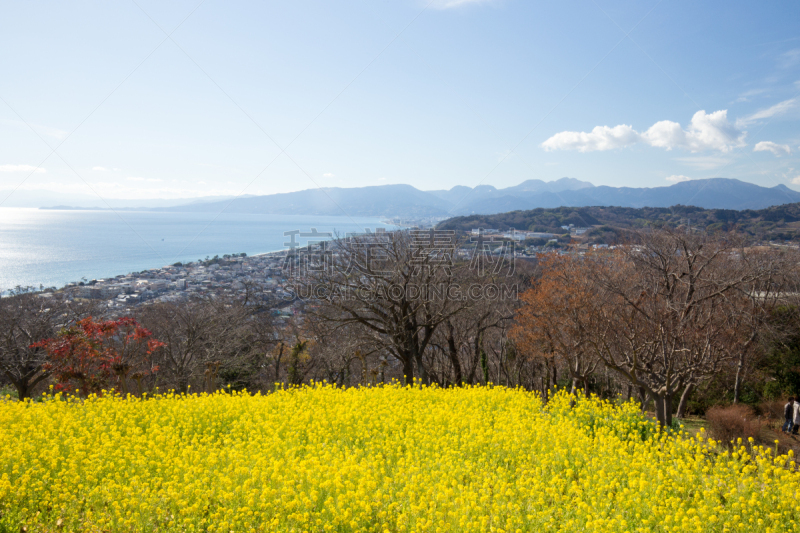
top-left (414, 353), bottom-right (429, 385)
top-left (541, 376), bottom-right (548, 403)
top-left (177, 375), bottom-right (190, 394)
top-left (274, 343), bottom-right (284, 382)
top-left (654, 393), bottom-right (666, 427)
top-left (733, 352), bottom-right (745, 404)
top-left (7, 368), bottom-right (49, 401)
top-left (638, 386), bottom-right (649, 414)
top-left (446, 327), bottom-right (463, 386)
top-left (13, 379), bottom-right (32, 401)
top-left (733, 334), bottom-right (757, 404)
top-left (663, 393), bottom-right (673, 428)
top-left (402, 356), bottom-right (414, 386)
top-left (118, 376), bottom-right (129, 396)
top-left (539, 361), bottom-right (548, 402)
top-left (480, 348), bottom-right (489, 385)
top-left (676, 383), bottom-right (694, 419)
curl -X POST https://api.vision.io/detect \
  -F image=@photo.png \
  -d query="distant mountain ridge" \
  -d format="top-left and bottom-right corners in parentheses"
top-left (0, 190), bottom-right (254, 209)
top-left (426, 177), bottom-right (594, 206)
top-left (154, 178), bottom-right (800, 216)
top-left (13, 178), bottom-right (799, 215)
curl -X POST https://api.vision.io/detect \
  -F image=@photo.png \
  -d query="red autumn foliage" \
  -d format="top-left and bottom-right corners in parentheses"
top-left (32, 316), bottom-right (164, 397)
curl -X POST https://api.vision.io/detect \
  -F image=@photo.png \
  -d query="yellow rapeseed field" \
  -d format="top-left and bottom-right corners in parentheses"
top-left (1, 384), bottom-right (799, 532)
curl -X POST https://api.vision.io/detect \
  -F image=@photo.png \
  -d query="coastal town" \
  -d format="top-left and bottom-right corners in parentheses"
top-left (62, 251), bottom-right (294, 315)
top-left (35, 225), bottom-right (615, 316)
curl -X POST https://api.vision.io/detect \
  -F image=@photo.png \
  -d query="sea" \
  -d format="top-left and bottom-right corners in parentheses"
top-left (0, 208), bottom-right (396, 292)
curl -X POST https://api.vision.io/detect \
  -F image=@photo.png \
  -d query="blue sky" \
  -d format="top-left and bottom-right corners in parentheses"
top-left (1, 0), bottom-right (799, 201)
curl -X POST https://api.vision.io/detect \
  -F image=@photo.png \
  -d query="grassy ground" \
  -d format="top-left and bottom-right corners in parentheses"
top-left (676, 416), bottom-right (708, 438)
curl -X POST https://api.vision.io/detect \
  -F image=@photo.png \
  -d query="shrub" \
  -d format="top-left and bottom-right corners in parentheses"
top-left (758, 400), bottom-right (786, 429)
top-left (705, 404), bottom-right (762, 445)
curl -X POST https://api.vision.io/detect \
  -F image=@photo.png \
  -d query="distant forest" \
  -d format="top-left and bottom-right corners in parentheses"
top-left (437, 203), bottom-right (800, 243)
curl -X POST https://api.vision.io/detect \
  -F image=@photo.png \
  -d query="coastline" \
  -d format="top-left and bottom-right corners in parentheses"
top-left (0, 209), bottom-right (397, 293)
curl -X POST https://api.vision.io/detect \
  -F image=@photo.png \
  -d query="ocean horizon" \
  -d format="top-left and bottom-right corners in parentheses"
top-left (0, 208), bottom-right (395, 292)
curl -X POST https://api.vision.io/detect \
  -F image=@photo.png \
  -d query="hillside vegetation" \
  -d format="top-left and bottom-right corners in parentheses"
top-left (437, 203), bottom-right (800, 242)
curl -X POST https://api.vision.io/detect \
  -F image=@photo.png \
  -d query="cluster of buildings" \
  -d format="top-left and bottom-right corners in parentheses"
top-left (468, 225), bottom-right (590, 240)
top-left (469, 228), bottom-right (560, 241)
top-left (465, 226), bottom-right (616, 257)
top-left (63, 252), bottom-right (294, 313)
top-left (383, 216), bottom-right (450, 229)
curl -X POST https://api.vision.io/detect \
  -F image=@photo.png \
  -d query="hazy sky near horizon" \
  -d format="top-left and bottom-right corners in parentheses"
top-left (1, 0), bottom-right (800, 201)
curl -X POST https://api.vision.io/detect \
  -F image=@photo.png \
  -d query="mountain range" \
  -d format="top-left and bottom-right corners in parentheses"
top-left (8, 177), bottom-right (800, 215)
top-left (155, 178), bottom-right (800, 216)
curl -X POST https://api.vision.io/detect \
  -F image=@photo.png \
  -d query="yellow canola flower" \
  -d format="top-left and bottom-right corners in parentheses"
top-left (0, 385), bottom-right (799, 532)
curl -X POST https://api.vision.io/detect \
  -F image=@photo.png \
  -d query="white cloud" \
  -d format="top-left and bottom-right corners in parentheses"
top-left (780, 167), bottom-right (800, 185)
top-left (640, 120), bottom-right (683, 150)
top-left (541, 124), bottom-right (639, 152)
top-left (32, 124), bottom-right (68, 140)
top-left (665, 175), bottom-right (692, 183)
top-left (92, 166), bottom-right (110, 171)
top-left (543, 109), bottom-right (745, 153)
top-left (685, 110), bottom-right (746, 151)
top-left (126, 176), bottom-right (162, 182)
top-left (0, 119), bottom-right (68, 140)
top-left (736, 98), bottom-right (796, 127)
top-left (735, 88), bottom-right (768, 103)
top-left (323, 172), bottom-right (335, 178)
top-left (643, 110), bottom-right (745, 152)
top-left (431, 0), bottom-right (499, 9)
top-left (778, 49), bottom-right (800, 69)
top-left (0, 164), bottom-right (46, 173)
top-left (754, 141), bottom-right (792, 157)
top-left (495, 149), bottom-right (515, 161)
top-left (674, 156), bottom-right (732, 170)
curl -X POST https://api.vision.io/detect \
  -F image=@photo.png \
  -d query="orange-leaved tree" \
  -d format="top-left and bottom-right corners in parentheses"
top-left (32, 317), bottom-right (164, 397)
top-left (511, 253), bottom-right (603, 396)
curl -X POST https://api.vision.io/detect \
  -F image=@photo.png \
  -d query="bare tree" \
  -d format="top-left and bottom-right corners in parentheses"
top-left (586, 230), bottom-right (782, 426)
top-left (727, 247), bottom-right (796, 404)
top-left (137, 297), bottom-right (254, 393)
top-left (0, 289), bottom-right (97, 399)
top-left (295, 316), bottom-right (375, 386)
top-left (429, 283), bottom-right (516, 386)
top-left (296, 230), bottom-right (482, 384)
top-left (512, 230), bottom-right (787, 426)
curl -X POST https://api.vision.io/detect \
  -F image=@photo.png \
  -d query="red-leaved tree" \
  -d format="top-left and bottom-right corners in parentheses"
top-left (32, 317), bottom-right (164, 397)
